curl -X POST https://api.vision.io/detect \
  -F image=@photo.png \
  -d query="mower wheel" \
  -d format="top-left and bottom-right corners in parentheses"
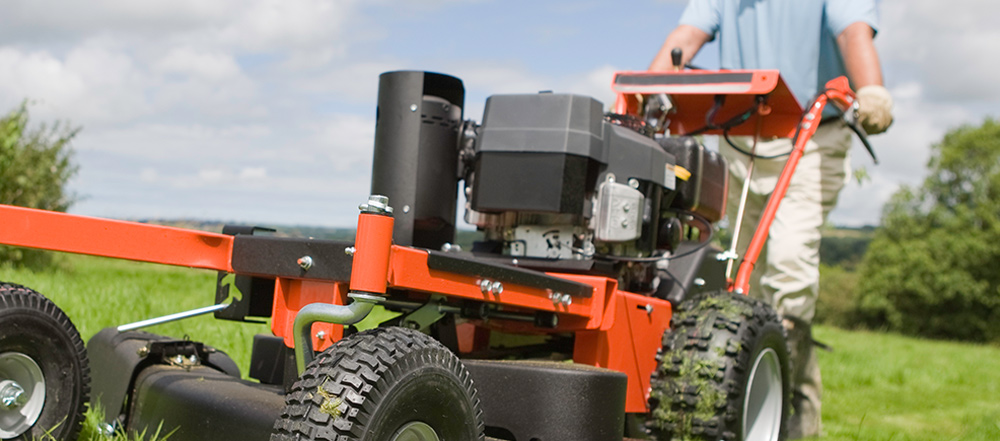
top-left (646, 289), bottom-right (790, 441)
top-left (271, 326), bottom-right (485, 441)
top-left (0, 283), bottom-right (90, 441)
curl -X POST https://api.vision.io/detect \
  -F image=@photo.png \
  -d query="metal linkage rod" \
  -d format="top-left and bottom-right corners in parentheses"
top-left (117, 303), bottom-right (231, 332)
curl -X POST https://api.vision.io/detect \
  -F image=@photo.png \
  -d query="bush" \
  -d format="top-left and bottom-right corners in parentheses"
top-left (0, 102), bottom-right (79, 269)
top-left (854, 119), bottom-right (1000, 342)
top-left (815, 263), bottom-right (861, 328)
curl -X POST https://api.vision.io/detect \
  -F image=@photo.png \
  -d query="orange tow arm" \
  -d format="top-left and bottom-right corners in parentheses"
top-left (0, 205), bottom-right (233, 272)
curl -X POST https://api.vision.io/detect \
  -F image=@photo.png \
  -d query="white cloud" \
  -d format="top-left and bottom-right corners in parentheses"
top-left (304, 114), bottom-right (377, 173)
top-left (0, 1), bottom-right (231, 40)
top-left (139, 168), bottom-right (158, 182)
top-left (211, 0), bottom-right (356, 59)
top-left (0, 0), bottom-right (366, 120)
top-left (561, 64), bottom-right (621, 108)
top-left (0, 41), bottom-right (266, 127)
top-left (76, 123), bottom-right (273, 159)
top-left (293, 61), bottom-right (401, 102)
top-left (154, 48), bottom-right (242, 81)
top-left (240, 167), bottom-right (268, 180)
top-left (0, 0), bottom-right (359, 54)
top-left (0, 44), bottom-right (153, 125)
top-left (453, 64), bottom-right (548, 95)
top-left (879, 0), bottom-right (1000, 102)
top-left (197, 168), bottom-right (228, 184)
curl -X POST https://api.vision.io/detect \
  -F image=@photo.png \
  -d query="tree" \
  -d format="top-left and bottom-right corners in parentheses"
top-left (0, 102), bottom-right (79, 268)
top-left (855, 119), bottom-right (1000, 342)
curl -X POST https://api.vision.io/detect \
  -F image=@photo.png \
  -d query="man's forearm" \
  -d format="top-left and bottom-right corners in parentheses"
top-left (650, 25), bottom-right (712, 71)
top-left (837, 22), bottom-right (883, 88)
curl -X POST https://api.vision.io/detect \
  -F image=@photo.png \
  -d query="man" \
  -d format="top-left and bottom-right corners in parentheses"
top-left (649, 1), bottom-right (893, 438)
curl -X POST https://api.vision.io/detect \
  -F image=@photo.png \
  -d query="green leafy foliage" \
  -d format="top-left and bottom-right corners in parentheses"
top-left (0, 101), bottom-right (79, 268)
top-left (855, 119), bottom-right (1000, 342)
top-left (815, 263), bottom-right (860, 328)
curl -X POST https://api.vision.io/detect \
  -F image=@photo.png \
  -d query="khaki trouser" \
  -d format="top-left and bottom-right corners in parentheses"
top-left (719, 121), bottom-right (852, 439)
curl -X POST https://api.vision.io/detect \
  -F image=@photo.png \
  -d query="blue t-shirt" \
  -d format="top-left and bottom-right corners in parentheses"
top-left (679, 0), bottom-right (879, 107)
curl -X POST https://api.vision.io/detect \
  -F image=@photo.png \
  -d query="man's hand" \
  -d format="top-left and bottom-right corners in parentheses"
top-left (837, 22), bottom-right (891, 134)
top-left (855, 85), bottom-right (893, 135)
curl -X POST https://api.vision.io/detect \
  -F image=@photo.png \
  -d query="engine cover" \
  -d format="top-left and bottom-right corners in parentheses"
top-left (470, 93), bottom-right (675, 216)
top-left (466, 93), bottom-right (677, 261)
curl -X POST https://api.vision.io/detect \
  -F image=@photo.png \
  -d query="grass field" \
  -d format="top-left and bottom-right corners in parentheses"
top-left (2, 253), bottom-right (998, 440)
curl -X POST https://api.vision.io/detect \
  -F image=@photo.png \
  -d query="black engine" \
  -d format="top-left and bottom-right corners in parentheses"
top-left (370, 70), bottom-right (728, 293)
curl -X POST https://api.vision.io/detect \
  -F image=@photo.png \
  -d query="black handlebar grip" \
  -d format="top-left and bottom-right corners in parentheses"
top-left (670, 48), bottom-right (683, 69)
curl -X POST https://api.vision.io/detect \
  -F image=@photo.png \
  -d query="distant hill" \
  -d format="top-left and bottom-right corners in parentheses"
top-left (820, 225), bottom-right (875, 269)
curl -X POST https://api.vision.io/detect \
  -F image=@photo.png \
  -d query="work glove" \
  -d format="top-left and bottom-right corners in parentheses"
top-left (855, 85), bottom-right (893, 135)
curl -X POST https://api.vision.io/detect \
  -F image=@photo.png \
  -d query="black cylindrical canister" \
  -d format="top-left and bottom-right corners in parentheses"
top-left (370, 71), bottom-right (465, 249)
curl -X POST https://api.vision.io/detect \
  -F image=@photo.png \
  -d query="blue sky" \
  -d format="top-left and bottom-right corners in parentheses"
top-left (0, 0), bottom-right (996, 228)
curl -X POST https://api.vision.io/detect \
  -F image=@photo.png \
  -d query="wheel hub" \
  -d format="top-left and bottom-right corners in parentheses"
top-left (742, 348), bottom-right (783, 441)
top-left (391, 421), bottom-right (441, 441)
top-left (0, 352), bottom-right (46, 438)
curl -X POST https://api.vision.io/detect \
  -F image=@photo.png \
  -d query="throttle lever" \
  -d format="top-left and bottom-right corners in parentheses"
top-left (670, 48), bottom-right (683, 71)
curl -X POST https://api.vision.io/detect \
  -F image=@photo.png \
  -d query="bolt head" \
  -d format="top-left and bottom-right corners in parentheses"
top-left (479, 279), bottom-right (492, 294)
top-left (359, 194), bottom-right (394, 215)
top-left (315, 331), bottom-right (327, 341)
top-left (297, 256), bottom-right (314, 271)
top-left (490, 281), bottom-right (503, 295)
top-left (0, 381), bottom-right (26, 409)
top-left (410, 104), bottom-right (418, 112)
top-left (344, 247), bottom-right (356, 256)
top-left (561, 294), bottom-right (573, 306)
top-left (628, 178), bottom-right (640, 189)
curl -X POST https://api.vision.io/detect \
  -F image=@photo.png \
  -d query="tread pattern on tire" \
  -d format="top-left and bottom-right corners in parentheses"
top-left (646, 289), bottom-right (790, 441)
top-left (271, 326), bottom-right (485, 441)
top-left (0, 282), bottom-right (91, 441)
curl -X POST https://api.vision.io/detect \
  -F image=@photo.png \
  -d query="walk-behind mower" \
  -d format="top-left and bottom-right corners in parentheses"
top-left (0, 53), bottom-right (872, 441)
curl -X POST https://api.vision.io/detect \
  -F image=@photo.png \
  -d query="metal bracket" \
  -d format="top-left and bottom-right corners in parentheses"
top-left (400, 296), bottom-right (447, 332)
